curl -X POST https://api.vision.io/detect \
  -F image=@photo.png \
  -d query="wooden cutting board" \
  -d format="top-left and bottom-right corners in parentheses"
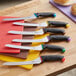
top-left (0, 0), bottom-right (76, 76)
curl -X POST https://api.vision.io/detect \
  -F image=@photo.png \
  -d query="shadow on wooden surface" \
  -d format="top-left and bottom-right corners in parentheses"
top-left (47, 64), bottom-right (76, 76)
top-left (0, 0), bottom-right (31, 10)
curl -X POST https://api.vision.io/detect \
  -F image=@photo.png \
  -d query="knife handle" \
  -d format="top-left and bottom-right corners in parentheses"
top-left (47, 21), bottom-right (70, 28)
top-left (48, 35), bottom-right (71, 42)
top-left (43, 28), bottom-right (65, 34)
top-left (34, 12), bottom-right (56, 18)
top-left (41, 55), bottom-right (65, 62)
top-left (42, 44), bottom-right (65, 53)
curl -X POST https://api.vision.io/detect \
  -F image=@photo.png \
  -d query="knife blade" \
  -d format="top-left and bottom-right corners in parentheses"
top-left (3, 55), bottom-right (65, 66)
top-left (13, 21), bottom-right (70, 28)
top-left (12, 35), bottom-right (71, 43)
top-left (8, 28), bottom-right (65, 35)
top-left (3, 12), bottom-right (56, 21)
top-left (5, 44), bottom-right (66, 53)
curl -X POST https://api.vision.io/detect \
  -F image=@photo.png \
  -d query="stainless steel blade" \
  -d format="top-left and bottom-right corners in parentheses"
top-left (13, 22), bottom-right (48, 27)
top-left (8, 29), bottom-right (44, 35)
top-left (3, 15), bottom-right (37, 21)
top-left (5, 44), bottom-right (43, 50)
top-left (12, 37), bottom-right (49, 43)
top-left (3, 57), bottom-right (42, 65)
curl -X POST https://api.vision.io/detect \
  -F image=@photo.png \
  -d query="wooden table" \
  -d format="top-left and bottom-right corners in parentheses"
top-left (0, 0), bottom-right (76, 76)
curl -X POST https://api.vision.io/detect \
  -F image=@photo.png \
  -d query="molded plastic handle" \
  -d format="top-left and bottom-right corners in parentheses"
top-left (34, 12), bottom-right (56, 18)
top-left (42, 44), bottom-right (65, 53)
top-left (47, 21), bottom-right (70, 28)
top-left (41, 55), bottom-right (65, 62)
top-left (48, 35), bottom-right (71, 42)
top-left (43, 28), bottom-right (65, 34)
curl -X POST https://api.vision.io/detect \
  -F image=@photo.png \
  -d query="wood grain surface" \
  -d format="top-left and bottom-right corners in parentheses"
top-left (0, 0), bottom-right (76, 76)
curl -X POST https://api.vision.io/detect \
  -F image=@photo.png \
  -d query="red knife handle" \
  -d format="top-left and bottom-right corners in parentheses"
top-left (41, 55), bottom-right (65, 62)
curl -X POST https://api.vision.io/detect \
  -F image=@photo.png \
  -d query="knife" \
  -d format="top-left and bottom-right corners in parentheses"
top-left (3, 55), bottom-right (65, 66)
top-left (13, 21), bottom-right (70, 28)
top-left (8, 28), bottom-right (65, 35)
top-left (3, 12), bottom-right (56, 21)
top-left (12, 35), bottom-right (71, 43)
top-left (5, 44), bottom-right (66, 53)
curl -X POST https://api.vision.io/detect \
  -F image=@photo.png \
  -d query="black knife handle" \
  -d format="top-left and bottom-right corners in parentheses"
top-left (48, 35), bottom-right (71, 42)
top-left (43, 28), bottom-right (65, 34)
top-left (47, 21), bottom-right (70, 28)
top-left (42, 44), bottom-right (65, 53)
top-left (41, 55), bottom-right (65, 62)
top-left (34, 12), bottom-right (56, 18)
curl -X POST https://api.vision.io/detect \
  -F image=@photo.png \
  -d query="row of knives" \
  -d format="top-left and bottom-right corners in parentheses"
top-left (2, 12), bottom-right (70, 66)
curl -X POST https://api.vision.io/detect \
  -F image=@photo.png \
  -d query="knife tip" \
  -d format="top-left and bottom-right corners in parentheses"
top-left (5, 44), bottom-right (10, 47)
top-left (2, 18), bottom-right (9, 21)
top-left (13, 22), bottom-right (19, 25)
top-left (2, 19), bottom-right (6, 21)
